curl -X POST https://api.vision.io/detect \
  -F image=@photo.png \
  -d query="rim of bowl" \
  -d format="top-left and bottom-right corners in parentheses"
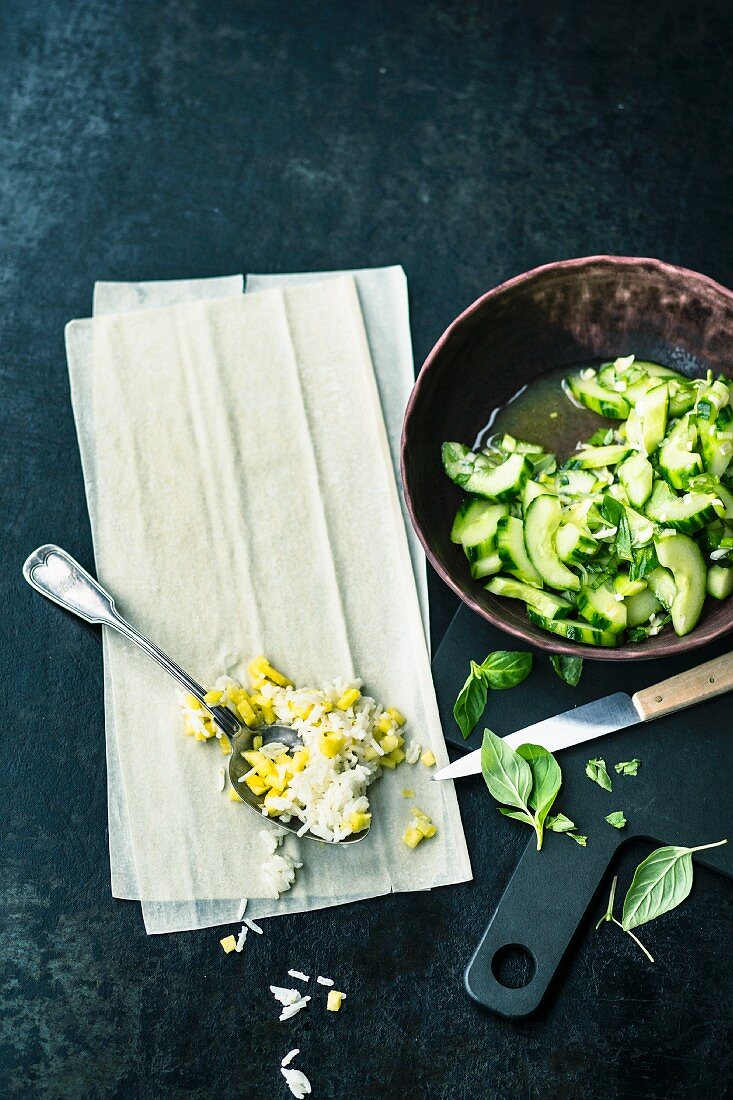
top-left (401, 254), bottom-right (733, 659)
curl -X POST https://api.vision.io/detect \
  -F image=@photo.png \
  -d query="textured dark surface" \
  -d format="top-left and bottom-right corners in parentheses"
top-left (402, 255), bottom-right (733, 659)
top-left (2, 2), bottom-right (733, 1098)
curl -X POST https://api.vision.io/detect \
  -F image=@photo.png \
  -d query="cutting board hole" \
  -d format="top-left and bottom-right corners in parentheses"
top-left (491, 943), bottom-right (536, 989)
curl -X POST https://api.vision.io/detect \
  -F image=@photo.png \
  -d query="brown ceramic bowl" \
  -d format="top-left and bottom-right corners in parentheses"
top-left (401, 255), bottom-right (733, 660)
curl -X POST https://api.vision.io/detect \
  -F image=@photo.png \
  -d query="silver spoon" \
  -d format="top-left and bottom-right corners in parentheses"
top-left (22, 545), bottom-right (368, 844)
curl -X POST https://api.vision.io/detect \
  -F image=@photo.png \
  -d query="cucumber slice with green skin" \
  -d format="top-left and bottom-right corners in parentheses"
top-left (668, 381), bottom-right (698, 418)
top-left (695, 379), bottom-right (730, 420)
top-left (707, 563), bottom-right (733, 599)
top-left (524, 495), bottom-right (581, 591)
top-left (497, 515), bottom-right (543, 587)
top-left (627, 382), bottom-right (668, 455)
top-left (496, 433), bottom-right (545, 455)
top-left (565, 373), bottom-right (630, 419)
top-left (556, 468), bottom-right (599, 497)
top-left (618, 452), bottom-right (653, 508)
top-left (624, 588), bottom-right (662, 626)
top-left (637, 362), bottom-right (688, 381)
top-left (613, 575), bottom-right (647, 597)
top-left (577, 582), bottom-right (628, 633)
top-left (522, 478), bottom-right (555, 511)
top-left (655, 534), bottom-right (707, 636)
top-left (565, 444), bottom-right (633, 469)
top-left (526, 606), bottom-right (618, 646)
top-left (696, 409), bottom-right (733, 477)
top-left (469, 548), bottom-right (502, 580)
top-left (657, 438), bottom-right (704, 490)
top-left (451, 500), bottom-right (509, 548)
top-left (645, 481), bottom-right (722, 534)
top-left (555, 522), bottom-right (598, 564)
top-left (486, 576), bottom-right (574, 619)
top-left (715, 483), bottom-right (733, 519)
top-left (647, 565), bottom-right (676, 611)
top-left (443, 443), bottom-right (532, 500)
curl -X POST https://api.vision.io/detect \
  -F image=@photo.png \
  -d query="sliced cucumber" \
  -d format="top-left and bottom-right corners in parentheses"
top-left (496, 515), bottom-right (543, 587)
top-left (496, 433), bottom-right (544, 455)
top-left (555, 522), bottom-right (598, 564)
top-left (469, 548), bottom-right (502, 580)
top-left (707, 563), bottom-right (733, 600)
top-left (566, 372), bottom-right (630, 419)
top-left (645, 481), bottom-right (721, 534)
top-left (618, 451), bottom-right (653, 508)
top-left (668, 380), bottom-right (697, 417)
top-left (522, 478), bottom-right (555, 511)
top-left (647, 565), bottom-right (676, 611)
top-left (627, 381), bottom-right (668, 455)
top-left (556, 468), bottom-right (600, 497)
top-left (625, 588), bottom-right (662, 626)
top-left (613, 575), bottom-right (647, 597)
top-left (451, 499), bottom-right (508, 549)
top-left (443, 444), bottom-right (532, 500)
top-left (524, 495), bottom-right (581, 591)
top-left (658, 437), bottom-right (704, 490)
top-left (486, 576), bottom-right (574, 619)
top-left (655, 534), bottom-right (707, 636)
top-left (715, 483), bottom-right (733, 520)
top-left (565, 444), bottom-right (632, 469)
top-left (577, 582), bottom-right (627, 634)
top-left (526, 606), bottom-right (618, 646)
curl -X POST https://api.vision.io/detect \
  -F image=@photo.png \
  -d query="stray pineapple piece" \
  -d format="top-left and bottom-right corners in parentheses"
top-left (228, 787), bottom-right (244, 803)
top-left (218, 734), bottom-right (231, 754)
top-left (236, 696), bottom-right (259, 727)
top-left (253, 735), bottom-right (263, 750)
top-left (402, 788), bottom-right (415, 799)
top-left (203, 689), bottom-right (223, 705)
top-left (247, 655), bottom-right (294, 688)
top-left (403, 807), bottom-right (437, 847)
top-left (348, 811), bottom-right (371, 832)
top-left (319, 731), bottom-right (345, 759)
top-left (403, 824), bottom-right (423, 849)
top-left (388, 748), bottom-right (406, 765)
top-left (185, 693), bottom-right (202, 710)
top-left (220, 935), bottom-right (237, 954)
top-left (379, 755), bottom-right (397, 769)
top-left (326, 990), bottom-right (346, 1012)
top-left (364, 744), bottom-right (380, 762)
top-left (336, 687), bottom-right (361, 711)
top-left (292, 703), bottom-right (314, 721)
top-left (421, 749), bottom-right (436, 768)
top-left (387, 707), bottom-right (406, 727)
top-left (291, 748), bottom-right (309, 772)
top-left (380, 733), bottom-right (400, 753)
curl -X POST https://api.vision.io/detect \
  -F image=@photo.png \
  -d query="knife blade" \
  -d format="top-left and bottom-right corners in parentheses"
top-left (432, 691), bottom-right (641, 781)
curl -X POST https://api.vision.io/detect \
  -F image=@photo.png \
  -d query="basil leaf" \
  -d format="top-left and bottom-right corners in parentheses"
top-left (498, 807), bottom-right (535, 827)
top-left (629, 545), bottom-right (658, 582)
top-left (568, 833), bottom-right (588, 846)
top-left (606, 810), bottom-right (627, 829)
top-left (595, 875), bottom-right (618, 929)
top-left (601, 496), bottom-right (633, 562)
top-left (550, 654), bottom-right (584, 686)
top-left (480, 729), bottom-right (533, 814)
top-left (586, 757), bottom-right (613, 791)
top-left (480, 650), bottom-right (532, 690)
top-left (546, 812), bottom-right (576, 833)
top-left (516, 743), bottom-right (561, 849)
top-left (453, 660), bottom-right (488, 739)
top-left (615, 758), bottom-right (640, 776)
top-left (622, 839), bottom-right (727, 931)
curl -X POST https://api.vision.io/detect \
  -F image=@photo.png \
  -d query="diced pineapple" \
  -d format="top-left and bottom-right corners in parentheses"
top-left (245, 774), bottom-right (267, 797)
top-left (376, 714), bottom-right (394, 735)
top-left (348, 811), bottom-right (371, 832)
top-left (220, 935), bottom-right (237, 953)
top-left (380, 733), bottom-right (399, 753)
top-left (388, 748), bottom-right (406, 765)
top-left (319, 732), bottom-right (345, 759)
top-left (421, 750), bottom-right (436, 768)
top-left (291, 748), bottom-right (309, 772)
top-left (403, 825), bottom-right (423, 848)
top-left (184, 693), bottom-right (202, 710)
top-left (203, 689), bottom-right (223, 705)
top-left (228, 788), bottom-right (243, 803)
top-left (237, 697), bottom-right (259, 727)
top-left (387, 707), bottom-right (406, 726)
top-left (336, 688), bottom-right (361, 710)
top-left (247, 656), bottom-right (293, 688)
top-left (326, 990), bottom-right (345, 1012)
top-left (219, 734), bottom-right (231, 754)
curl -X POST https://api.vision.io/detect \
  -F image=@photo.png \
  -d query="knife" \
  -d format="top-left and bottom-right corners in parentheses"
top-left (433, 651), bottom-right (733, 781)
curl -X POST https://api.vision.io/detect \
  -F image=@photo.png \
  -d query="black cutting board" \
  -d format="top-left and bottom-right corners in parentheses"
top-left (432, 604), bottom-right (733, 1018)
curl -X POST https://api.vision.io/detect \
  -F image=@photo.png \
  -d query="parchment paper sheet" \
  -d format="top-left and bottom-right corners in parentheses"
top-left (68, 278), bottom-right (470, 933)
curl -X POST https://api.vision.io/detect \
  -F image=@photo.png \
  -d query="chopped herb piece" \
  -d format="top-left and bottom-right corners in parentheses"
top-left (586, 758), bottom-right (613, 791)
top-left (606, 810), bottom-right (627, 829)
top-left (615, 758), bottom-right (641, 776)
top-left (550, 654), bottom-right (583, 686)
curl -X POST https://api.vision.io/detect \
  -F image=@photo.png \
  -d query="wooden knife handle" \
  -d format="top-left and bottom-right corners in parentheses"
top-left (632, 651), bottom-right (733, 721)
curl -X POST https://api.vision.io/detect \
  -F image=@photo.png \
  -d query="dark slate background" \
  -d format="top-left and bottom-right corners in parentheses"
top-left (2, 1), bottom-right (732, 1097)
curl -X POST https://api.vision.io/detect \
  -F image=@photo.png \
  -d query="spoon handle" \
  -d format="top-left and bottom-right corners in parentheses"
top-left (22, 544), bottom-right (240, 738)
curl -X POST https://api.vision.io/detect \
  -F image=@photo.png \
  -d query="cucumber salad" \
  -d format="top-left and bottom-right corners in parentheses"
top-left (442, 356), bottom-right (733, 646)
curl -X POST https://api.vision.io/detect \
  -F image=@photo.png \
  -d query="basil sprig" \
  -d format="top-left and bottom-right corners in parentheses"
top-left (550, 654), bottom-right (583, 686)
top-left (453, 651), bottom-right (532, 739)
top-left (600, 496), bottom-right (633, 562)
top-left (481, 730), bottom-right (560, 850)
top-left (596, 838), bottom-right (728, 962)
